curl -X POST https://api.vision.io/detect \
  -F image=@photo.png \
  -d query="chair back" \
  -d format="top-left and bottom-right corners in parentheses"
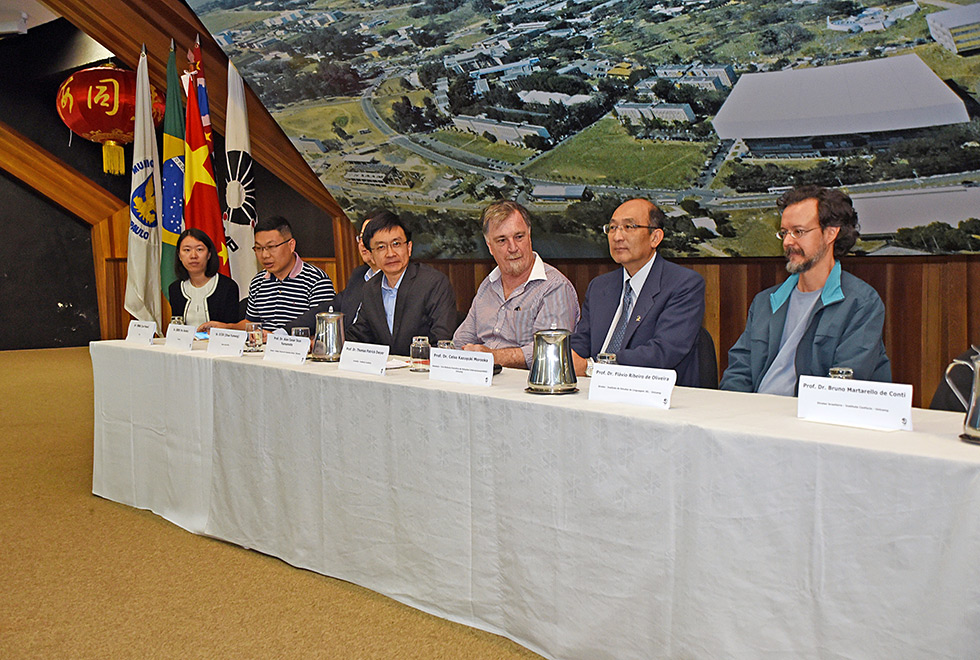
top-left (698, 326), bottom-right (718, 389)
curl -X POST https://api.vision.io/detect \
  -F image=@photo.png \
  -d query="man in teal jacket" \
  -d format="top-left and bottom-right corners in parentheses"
top-left (720, 185), bottom-right (890, 395)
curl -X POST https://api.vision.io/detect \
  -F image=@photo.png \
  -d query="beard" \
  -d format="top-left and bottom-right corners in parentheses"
top-left (784, 242), bottom-right (827, 274)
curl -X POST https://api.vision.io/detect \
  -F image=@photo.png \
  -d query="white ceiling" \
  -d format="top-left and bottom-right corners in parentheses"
top-left (0, 0), bottom-right (59, 34)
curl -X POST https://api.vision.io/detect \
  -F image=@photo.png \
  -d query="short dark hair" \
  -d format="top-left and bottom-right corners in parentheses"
top-left (254, 215), bottom-right (293, 238)
top-left (646, 203), bottom-right (666, 231)
top-left (359, 209), bottom-right (399, 242)
top-left (174, 228), bottom-right (219, 280)
top-left (361, 211), bottom-right (412, 249)
top-left (481, 200), bottom-right (531, 235)
top-left (777, 185), bottom-right (859, 258)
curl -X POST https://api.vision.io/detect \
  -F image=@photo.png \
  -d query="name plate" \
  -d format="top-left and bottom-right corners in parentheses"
top-left (125, 320), bottom-right (156, 345)
top-left (165, 323), bottom-right (195, 351)
top-left (589, 364), bottom-right (677, 409)
top-left (429, 348), bottom-right (494, 387)
top-left (263, 333), bottom-right (309, 365)
top-left (798, 376), bottom-right (913, 431)
top-left (339, 341), bottom-right (390, 375)
top-left (206, 328), bottom-right (246, 357)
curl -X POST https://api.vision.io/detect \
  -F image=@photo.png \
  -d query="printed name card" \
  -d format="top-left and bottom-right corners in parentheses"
top-left (165, 323), bottom-right (195, 351)
top-left (429, 348), bottom-right (494, 387)
top-left (588, 364), bottom-right (677, 409)
top-left (125, 320), bottom-right (156, 345)
top-left (206, 328), bottom-right (247, 357)
top-left (263, 333), bottom-right (310, 365)
top-left (339, 341), bottom-right (390, 375)
top-left (797, 376), bottom-right (913, 431)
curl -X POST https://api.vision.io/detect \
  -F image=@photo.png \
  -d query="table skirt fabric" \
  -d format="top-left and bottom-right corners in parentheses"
top-left (91, 340), bottom-right (980, 660)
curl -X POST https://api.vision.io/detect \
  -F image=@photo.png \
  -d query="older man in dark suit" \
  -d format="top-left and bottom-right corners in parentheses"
top-left (570, 198), bottom-right (705, 386)
top-left (346, 212), bottom-right (456, 356)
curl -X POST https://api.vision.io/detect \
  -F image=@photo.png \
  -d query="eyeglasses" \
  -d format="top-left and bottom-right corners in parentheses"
top-left (603, 224), bottom-right (657, 235)
top-left (252, 239), bottom-right (291, 255)
top-left (775, 227), bottom-right (819, 241)
top-left (370, 239), bottom-right (408, 254)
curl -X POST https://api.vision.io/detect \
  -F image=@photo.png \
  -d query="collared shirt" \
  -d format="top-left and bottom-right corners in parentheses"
top-left (245, 254), bottom-right (335, 330)
top-left (381, 269), bottom-right (407, 334)
top-left (768, 260), bottom-right (845, 313)
top-left (453, 253), bottom-right (580, 367)
top-left (601, 252), bottom-right (657, 353)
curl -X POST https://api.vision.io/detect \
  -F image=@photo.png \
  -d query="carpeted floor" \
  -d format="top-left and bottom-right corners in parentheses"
top-left (0, 346), bottom-right (543, 659)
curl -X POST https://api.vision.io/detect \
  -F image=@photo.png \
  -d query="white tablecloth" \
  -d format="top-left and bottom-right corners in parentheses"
top-left (91, 340), bottom-right (980, 660)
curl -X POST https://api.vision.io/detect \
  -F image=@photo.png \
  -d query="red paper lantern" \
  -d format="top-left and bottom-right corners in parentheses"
top-left (56, 64), bottom-right (165, 175)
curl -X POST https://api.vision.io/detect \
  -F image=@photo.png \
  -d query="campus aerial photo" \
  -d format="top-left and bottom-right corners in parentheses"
top-left (190, 0), bottom-right (980, 257)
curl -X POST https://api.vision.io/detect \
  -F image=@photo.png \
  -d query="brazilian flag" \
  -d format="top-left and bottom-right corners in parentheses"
top-left (160, 42), bottom-right (185, 301)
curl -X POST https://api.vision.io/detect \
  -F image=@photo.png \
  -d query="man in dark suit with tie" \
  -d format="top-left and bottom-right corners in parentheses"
top-left (570, 198), bottom-right (705, 386)
top-left (346, 212), bottom-right (457, 356)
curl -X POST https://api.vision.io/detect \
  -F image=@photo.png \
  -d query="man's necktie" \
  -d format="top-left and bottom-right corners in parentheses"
top-left (607, 280), bottom-right (634, 354)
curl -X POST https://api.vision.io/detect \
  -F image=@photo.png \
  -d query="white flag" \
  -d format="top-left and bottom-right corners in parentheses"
top-left (124, 48), bottom-right (163, 328)
top-left (223, 60), bottom-right (258, 301)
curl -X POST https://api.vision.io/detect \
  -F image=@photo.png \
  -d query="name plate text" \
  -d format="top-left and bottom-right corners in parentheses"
top-left (798, 376), bottom-right (913, 431)
top-left (339, 341), bottom-right (390, 375)
top-left (589, 364), bottom-right (676, 409)
top-left (264, 333), bottom-right (310, 365)
top-left (429, 348), bottom-right (494, 387)
top-left (165, 324), bottom-right (195, 350)
top-left (125, 320), bottom-right (156, 345)
top-left (207, 328), bottom-right (246, 357)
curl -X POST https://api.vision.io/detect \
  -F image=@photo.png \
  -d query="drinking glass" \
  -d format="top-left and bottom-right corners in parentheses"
top-left (410, 336), bottom-right (430, 372)
top-left (245, 322), bottom-right (264, 352)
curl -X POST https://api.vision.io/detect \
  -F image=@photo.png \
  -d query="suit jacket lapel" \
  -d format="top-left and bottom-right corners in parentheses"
top-left (596, 274), bottom-right (623, 355)
top-left (366, 275), bottom-right (393, 345)
top-left (390, 263), bottom-right (417, 346)
top-left (622, 256), bottom-right (663, 348)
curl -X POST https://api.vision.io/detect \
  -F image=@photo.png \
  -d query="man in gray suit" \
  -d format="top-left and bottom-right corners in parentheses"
top-left (346, 213), bottom-right (457, 356)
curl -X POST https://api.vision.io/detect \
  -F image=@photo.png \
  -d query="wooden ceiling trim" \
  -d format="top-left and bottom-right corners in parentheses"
top-left (0, 119), bottom-right (124, 225)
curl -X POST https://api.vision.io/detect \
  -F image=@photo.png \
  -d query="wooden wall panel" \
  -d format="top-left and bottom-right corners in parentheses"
top-left (305, 258), bottom-right (338, 286)
top-left (421, 255), bottom-right (980, 407)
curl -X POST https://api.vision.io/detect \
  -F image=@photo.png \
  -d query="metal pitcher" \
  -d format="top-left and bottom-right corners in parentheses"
top-left (944, 349), bottom-right (980, 439)
top-left (527, 327), bottom-right (577, 394)
top-left (312, 309), bottom-right (344, 362)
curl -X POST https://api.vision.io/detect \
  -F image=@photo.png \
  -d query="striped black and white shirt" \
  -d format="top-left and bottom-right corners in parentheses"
top-left (246, 255), bottom-right (335, 331)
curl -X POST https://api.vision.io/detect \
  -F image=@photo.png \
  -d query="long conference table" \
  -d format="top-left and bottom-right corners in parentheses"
top-left (91, 340), bottom-right (980, 660)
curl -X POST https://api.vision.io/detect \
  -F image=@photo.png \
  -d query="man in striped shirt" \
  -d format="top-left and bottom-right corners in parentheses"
top-left (454, 200), bottom-right (580, 369)
top-left (200, 216), bottom-right (334, 332)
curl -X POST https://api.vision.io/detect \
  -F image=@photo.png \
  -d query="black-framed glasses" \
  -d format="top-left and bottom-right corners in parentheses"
top-left (370, 239), bottom-right (408, 254)
top-left (603, 224), bottom-right (657, 235)
top-left (252, 239), bottom-right (291, 254)
top-left (775, 227), bottom-right (819, 241)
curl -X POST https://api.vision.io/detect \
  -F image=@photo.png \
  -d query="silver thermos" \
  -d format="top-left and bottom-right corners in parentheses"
top-left (311, 309), bottom-right (344, 362)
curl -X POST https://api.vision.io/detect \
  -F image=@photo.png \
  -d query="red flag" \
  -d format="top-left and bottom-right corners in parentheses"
top-left (187, 38), bottom-right (214, 157)
top-left (184, 67), bottom-right (230, 276)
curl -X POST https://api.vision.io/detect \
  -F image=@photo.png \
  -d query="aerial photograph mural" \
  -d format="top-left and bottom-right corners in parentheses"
top-left (189, 0), bottom-right (980, 257)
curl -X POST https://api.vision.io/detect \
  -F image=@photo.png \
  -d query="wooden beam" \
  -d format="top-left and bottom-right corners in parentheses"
top-left (0, 120), bottom-right (124, 224)
top-left (0, 119), bottom-right (132, 339)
